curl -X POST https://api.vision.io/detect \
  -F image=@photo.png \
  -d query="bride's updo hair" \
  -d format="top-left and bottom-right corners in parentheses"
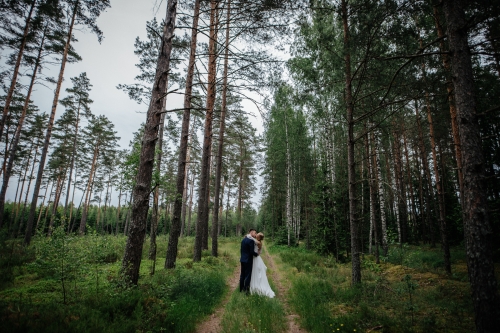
top-left (257, 232), bottom-right (264, 241)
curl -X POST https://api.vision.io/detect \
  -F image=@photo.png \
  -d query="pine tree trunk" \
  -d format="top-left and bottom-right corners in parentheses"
top-left (342, 0), bottom-right (361, 284)
top-left (122, 0), bottom-right (177, 284)
top-left (149, 97), bottom-right (166, 261)
top-left (433, 7), bottom-right (464, 201)
top-left (24, 3), bottom-right (78, 245)
top-left (180, 123), bottom-right (194, 236)
top-left (187, 172), bottom-right (195, 236)
top-left (165, 0), bottom-right (200, 267)
top-left (442, 1), bottom-right (500, 330)
top-left (194, 0), bottom-right (218, 262)
top-left (0, 0), bottom-right (37, 141)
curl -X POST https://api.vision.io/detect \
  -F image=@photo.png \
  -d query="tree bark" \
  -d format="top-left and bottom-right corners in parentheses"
top-left (194, 0), bottom-right (219, 262)
top-left (342, 0), bottom-right (361, 284)
top-left (442, 1), bottom-right (500, 330)
top-left (433, 7), bottom-right (464, 202)
top-left (24, 3), bottom-right (78, 245)
top-left (149, 95), bottom-right (167, 261)
top-left (122, 0), bottom-right (177, 284)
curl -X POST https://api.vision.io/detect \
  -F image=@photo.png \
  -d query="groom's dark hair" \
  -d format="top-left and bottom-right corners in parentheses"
top-left (248, 228), bottom-right (256, 233)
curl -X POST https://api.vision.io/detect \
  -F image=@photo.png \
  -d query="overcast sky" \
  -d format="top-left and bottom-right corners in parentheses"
top-left (6, 0), bottom-right (265, 207)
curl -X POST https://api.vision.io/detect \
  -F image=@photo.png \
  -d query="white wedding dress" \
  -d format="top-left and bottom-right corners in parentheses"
top-left (249, 242), bottom-right (275, 298)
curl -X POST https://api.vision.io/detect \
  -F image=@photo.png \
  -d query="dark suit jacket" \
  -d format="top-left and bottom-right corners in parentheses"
top-left (240, 236), bottom-right (258, 263)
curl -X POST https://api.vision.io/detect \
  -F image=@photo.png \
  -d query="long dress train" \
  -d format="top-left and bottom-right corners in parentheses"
top-left (249, 244), bottom-right (275, 298)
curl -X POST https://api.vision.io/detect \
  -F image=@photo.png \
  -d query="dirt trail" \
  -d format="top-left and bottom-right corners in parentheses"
top-left (263, 243), bottom-right (308, 333)
top-left (195, 265), bottom-right (240, 333)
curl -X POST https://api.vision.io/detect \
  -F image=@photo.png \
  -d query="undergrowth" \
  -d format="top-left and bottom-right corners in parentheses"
top-left (0, 229), bottom-right (239, 333)
top-left (268, 243), bottom-right (476, 333)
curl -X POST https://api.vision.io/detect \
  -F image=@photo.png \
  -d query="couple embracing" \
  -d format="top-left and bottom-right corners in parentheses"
top-left (239, 228), bottom-right (275, 298)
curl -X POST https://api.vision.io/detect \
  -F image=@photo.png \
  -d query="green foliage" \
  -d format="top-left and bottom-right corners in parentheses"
top-left (273, 226), bottom-right (297, 246)
top-left (0, 235), bottom-right (237, 333)
top-left (269, 242), bottom-right (475, 333)
top-left (384, 244), bottom-right (466, 275)
top-left (221, 291), bottom-right (287, 333)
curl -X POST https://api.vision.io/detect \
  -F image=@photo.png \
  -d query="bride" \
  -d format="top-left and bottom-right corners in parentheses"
top-left (250, 233), bottom-right (275, 298)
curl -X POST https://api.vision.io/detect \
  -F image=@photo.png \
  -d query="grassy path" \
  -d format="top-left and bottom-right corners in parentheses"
top-left (263, 243), bottom-right (308, 333)
top-left (195, 243), bottom-right (307, 333)
top-left (195, 265), bottom-right (241, 333)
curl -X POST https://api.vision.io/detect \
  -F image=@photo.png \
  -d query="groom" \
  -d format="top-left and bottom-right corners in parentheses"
top-left (240, 228), bottom-right (259, 293)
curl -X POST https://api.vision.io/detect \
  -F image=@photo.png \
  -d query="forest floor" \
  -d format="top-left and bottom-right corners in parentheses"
top-left (1, 232), bottom-right (498, 333)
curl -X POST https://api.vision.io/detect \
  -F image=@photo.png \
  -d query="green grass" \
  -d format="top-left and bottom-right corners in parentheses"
top-left (221, 290), bottom-right (287, 333)
top-left (268, 243), bottom-right (476, 333)
top-left (0, 229), bottom-right (239, 333)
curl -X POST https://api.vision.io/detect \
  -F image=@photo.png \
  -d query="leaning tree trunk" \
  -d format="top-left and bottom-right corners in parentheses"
top-left (0, 25), bottom-right (46, 229)
top-left (122, 0), bottom-right (177, 285)
top-left (211, 0), bottom-right (231, 257)
top-left (24, 3), bottom-right (78, 245)
top-left (342, 0), bottom-right (361, 284)
top-left (193, 0), bottom-right (218, 262)
top-left (0, 0), bottom-right (37, 141)
top-left (442, 1), bottom-right (500, 331)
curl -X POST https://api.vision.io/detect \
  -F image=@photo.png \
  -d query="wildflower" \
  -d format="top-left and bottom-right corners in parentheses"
top-left (341, 324), bottom-right (344, 326)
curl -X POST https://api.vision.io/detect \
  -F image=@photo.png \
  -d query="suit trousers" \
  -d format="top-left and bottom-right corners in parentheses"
top-left (239, 260), bottom-right (254, 292)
